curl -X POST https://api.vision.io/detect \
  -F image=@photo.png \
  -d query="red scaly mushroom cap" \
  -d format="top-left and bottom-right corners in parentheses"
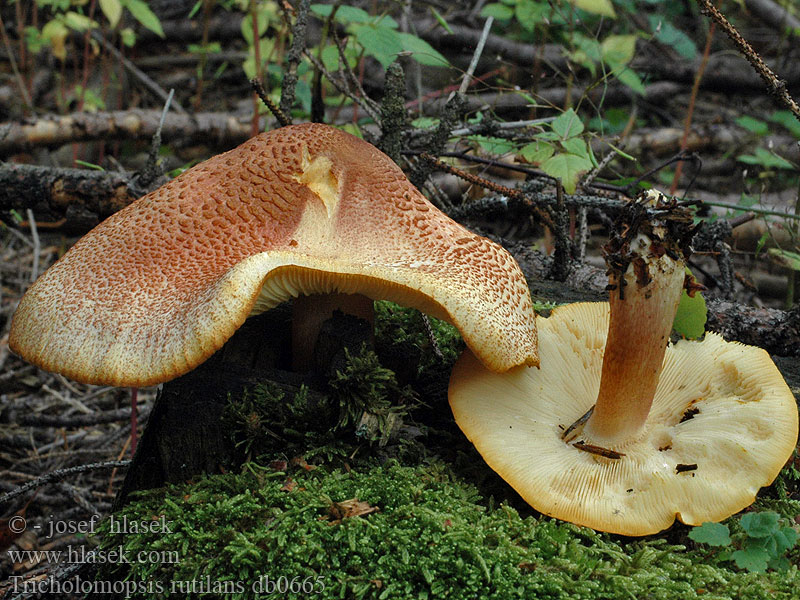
top-left (10, 123), bottom-right (538, 386)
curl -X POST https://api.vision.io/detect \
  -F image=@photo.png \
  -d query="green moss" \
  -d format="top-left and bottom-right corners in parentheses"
top-left (97, 462), bottom-right (800, 600)
top-left (329, 345), bottom-right (418, 430)
top-left (374, 301), bottom-right (464, 378)
top-left (95, 299), bottom-right (800, 599)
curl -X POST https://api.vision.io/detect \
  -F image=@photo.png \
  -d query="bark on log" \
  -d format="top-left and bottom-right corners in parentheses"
top-left (113, 308), bottom-right (370, 509)
top-left (0, 110), bottom-right (259, 157)
top-left (0, 163), bottom-right (138, 228)
top-left (633, 52), bottom-right (800, 93)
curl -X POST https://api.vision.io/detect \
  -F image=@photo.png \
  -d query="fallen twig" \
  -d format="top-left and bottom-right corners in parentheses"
top-left (0, 461), bottom-right (131, 507)
top-left (696, 0), bottom-right (800, 120)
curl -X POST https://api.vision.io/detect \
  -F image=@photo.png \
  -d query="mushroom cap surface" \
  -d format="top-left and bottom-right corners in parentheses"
top-left (449, 302), bottom-right (798, 536)
top-left (10, 123), bottom-right (538, 386)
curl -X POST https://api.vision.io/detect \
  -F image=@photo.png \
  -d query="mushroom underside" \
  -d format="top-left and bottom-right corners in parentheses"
top-left (449, 302), bottom-right (799, 536)
top-left (11, 251), bottom-right (527, 387)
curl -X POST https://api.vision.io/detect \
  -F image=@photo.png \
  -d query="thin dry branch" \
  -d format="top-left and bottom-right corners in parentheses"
top-left (279, 0), bottom-right (311, 119)
top-left (696, 0), bottom-right (800, 120)
top-left (0, 461), bottom-right (131, 507)
top-left (0, 110), bottom-right (256, 157)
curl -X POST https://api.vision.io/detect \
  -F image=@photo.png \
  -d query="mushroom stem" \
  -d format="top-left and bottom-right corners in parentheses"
top-left (291, 293), bottom-right (375, 372)
top-left (581, 237), bottom-right (685, 446)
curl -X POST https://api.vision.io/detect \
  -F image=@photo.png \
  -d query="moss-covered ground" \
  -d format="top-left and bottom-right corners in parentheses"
top-left (96, 302), bottom-right (800, 599)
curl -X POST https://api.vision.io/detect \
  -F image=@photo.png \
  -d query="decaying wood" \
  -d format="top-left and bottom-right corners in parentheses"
top-left (0, 163), bottom-right (137, 228)
top-left (113, 308), bottom-right (369, 509)
top-left (0, 110), bottom-right (258, 157)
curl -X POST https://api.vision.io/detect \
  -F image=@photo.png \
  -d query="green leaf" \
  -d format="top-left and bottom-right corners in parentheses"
top-left (561, 137), bottom-right (590, 159)
top-left (311, 4), bottom-right (373, 24)
top-left (648, 16), bottom-right (696, 60)
top-left (429, 7), bottom-right (453, 34)
top-left (737, 193), bottom-right (759, 209)
top-left (534, 130), bottom-right (562, 142)
top-left (120, 27), bottom-right (136, 47)
top-left (755, 230), bottom-right (769, 256)
top-left (519, 140), bottom-right (555, 164)
top-left (612, 67), bottom-right (646, 95)
top-left (63, 11), bottom-right (97, 32)
top-left (601, 34), bottom-right (637, 65)
top-left (516, 0), bottom-right (548, 31)
top-left (774, 527), bottom-right (798, 554)
top-left (395, 32), bottom-right (449, 67)
top-left (735, 115), bottom-right (769, 136)
top-left (74, 85), bottom-right (107, 111)
top-left (23, 26), bottom-right (44, 54)
top-left (411, 117), bottom-right (440, 129)
top-left (469, 136), bottom-right (516, 155)
top-left (737, 147), bottom-right (796, 170)
top-left (732, 547), bottom-right (770, 573)
top-left (571, 0), bottom-right (616, 18)
top-left (351, 24), bottom-right (404, 67)
top-left (767, 248), bottom-right (800, 271)
top-left (99, 0), bottom-right (122, 28)
top-left (74, 159), bottom-right (105, 171)
top-left (541, 153), bottom-right (593, 194)
top-left (573, 32), bottom-right (603, 63)
top-left (740, 511), bottom-right (780, 538)
top-left (768, 556), bottom-right (792, 571)
top-left (769, 110), bottom-right (800, 138)
top-left (672, 271), bottom-right (706, 339)
top-left (124, 0), bottom-right (165, 38)
top-left (688, 522), bottom-right (731, 546)
top-left (41, 20), bottom-right (69, 61)
top-left (241, 10), bottom-right (269, 45)
top-left (551, 108), bottom-right (584, 140)
top-left (480, 3), bottom-right (514, 20)
top-left (320, 44), bottom-right (341, 71)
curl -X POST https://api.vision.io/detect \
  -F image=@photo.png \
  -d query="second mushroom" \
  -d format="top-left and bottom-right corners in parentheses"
top-left (450, 191), bottom-right (798, 536)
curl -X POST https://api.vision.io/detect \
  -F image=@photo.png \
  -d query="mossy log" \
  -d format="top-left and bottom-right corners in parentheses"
top-left (113, 308), bottom-right (372, 509)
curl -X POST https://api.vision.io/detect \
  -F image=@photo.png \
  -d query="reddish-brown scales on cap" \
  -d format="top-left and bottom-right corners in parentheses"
top-left (10, 123), bottom-right (538, 386)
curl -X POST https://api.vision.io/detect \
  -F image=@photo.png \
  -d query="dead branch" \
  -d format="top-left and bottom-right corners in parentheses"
top-left (0, 163), bottom-right (137, 225)
top-left (13, 407), bottom-right (148, 428)
top-left (0, 110), bottom-right (259, 157)
top-left (696, 0), bottom-right (800, 119)
top-left (0, 460), bottom-right (130, 507)
top-left (279, 0), bottom-right (311, 119)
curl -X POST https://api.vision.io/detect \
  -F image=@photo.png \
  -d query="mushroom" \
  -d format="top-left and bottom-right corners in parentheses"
top-left (9, 123), bottom-right (538, 388)
top-left (449, 192), bottom-right (798, 536)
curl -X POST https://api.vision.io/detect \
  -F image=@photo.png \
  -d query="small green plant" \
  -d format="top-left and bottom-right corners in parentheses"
top-left (517, 108), bottom-right (597, 193)
top-left (689, 511), bottom-right (799, 573)
top-left (328, 345), bottom-right (418, 431)
top-left (374, 301), bottom-right (464, 378)
top-left (672, 269), bottom-right (707, 339)
top-left (222, 381), bottom-right (334, 460)
top-left (23, 0), bottom-right (162, 61)
top-left (310, 4), bottom-right (449, 69)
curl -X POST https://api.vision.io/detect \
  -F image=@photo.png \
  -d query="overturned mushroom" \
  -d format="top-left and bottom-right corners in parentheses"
top-left (449, 192), bottom-right (798, 536)
top-left (10, 123), bottom-right (538, 387)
